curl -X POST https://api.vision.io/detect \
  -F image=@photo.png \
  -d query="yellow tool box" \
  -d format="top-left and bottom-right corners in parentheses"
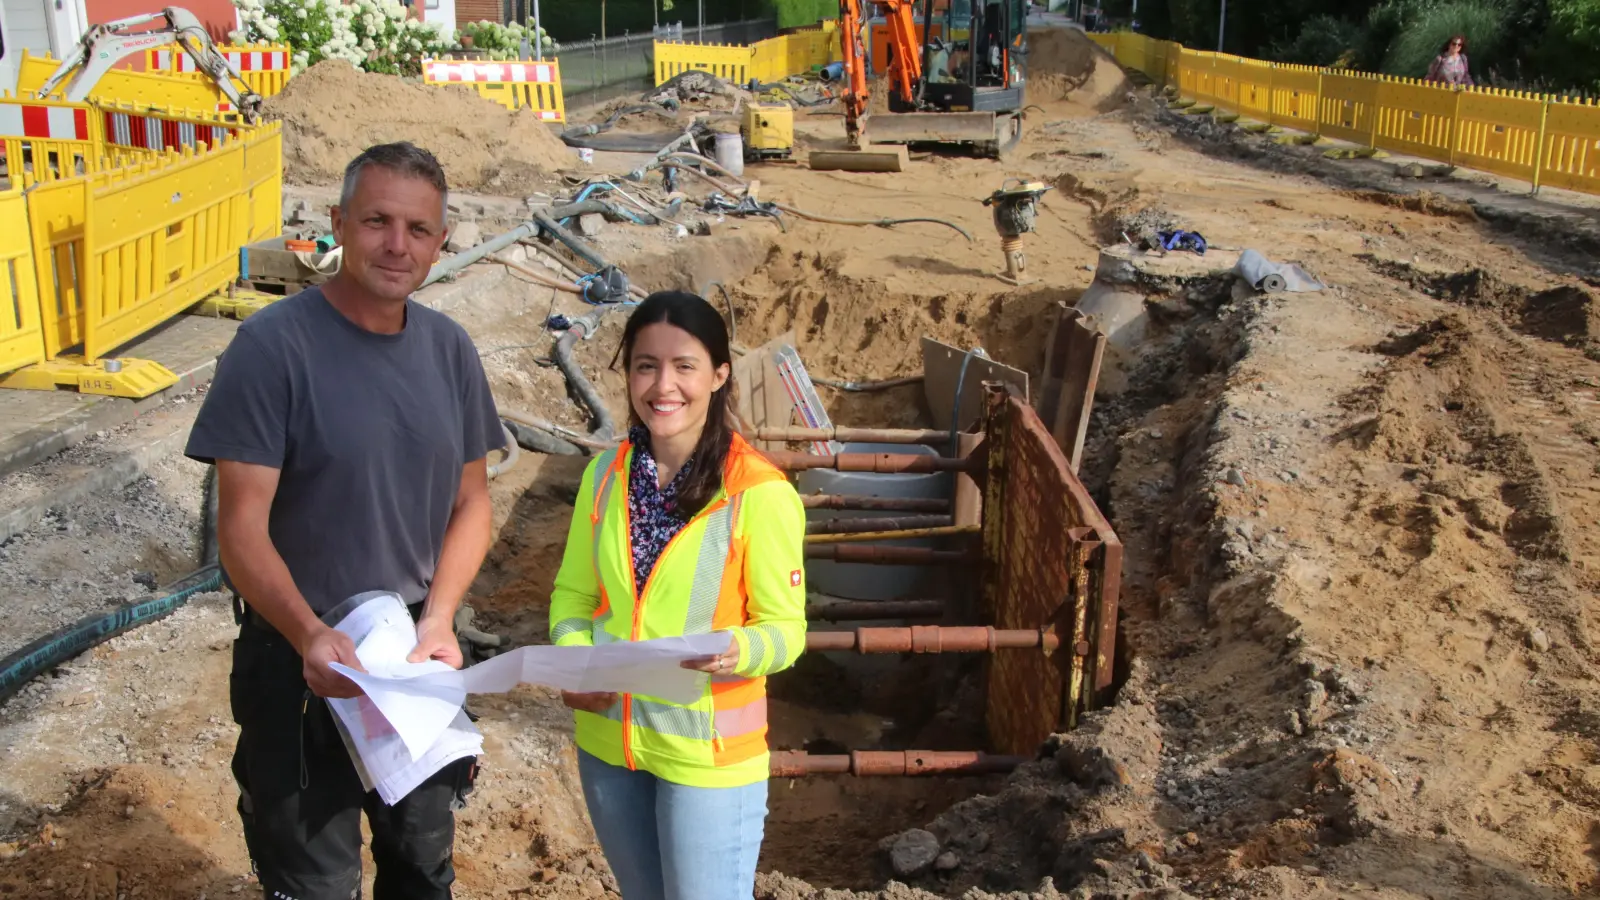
top-left (741, 102), bottom-right (794, 161)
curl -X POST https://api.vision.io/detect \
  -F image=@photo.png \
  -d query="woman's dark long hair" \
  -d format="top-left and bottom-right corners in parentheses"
top-left (613, 291), bottom-right (736, 518)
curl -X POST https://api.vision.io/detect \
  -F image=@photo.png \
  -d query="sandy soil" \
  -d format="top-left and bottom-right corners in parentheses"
top-left (4, 24), bottom-right (1600, 900)
top-left (264, 60), bottom-right (585, 195)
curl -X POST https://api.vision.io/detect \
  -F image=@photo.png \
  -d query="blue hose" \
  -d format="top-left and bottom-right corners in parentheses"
top-left (560, 183), bottom-right (650, 228)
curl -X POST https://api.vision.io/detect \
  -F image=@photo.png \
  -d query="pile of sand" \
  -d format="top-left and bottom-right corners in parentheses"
top-left (263, 61), bottom-right (581, 194)
top-left (1026, 26), bottom-right (1132, 110)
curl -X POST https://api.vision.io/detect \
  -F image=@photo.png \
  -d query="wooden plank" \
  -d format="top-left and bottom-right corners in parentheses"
top-left (732, 330), bottom-right (800, 451)
top-left (921, 336), bottom-right (1028, 432)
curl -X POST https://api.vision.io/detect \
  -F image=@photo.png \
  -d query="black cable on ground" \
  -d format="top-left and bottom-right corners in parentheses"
top-left (555, 309), bottom-right (618, 443)
top-left (0, 565), bottom-right (223, 704)
top-left (1, 466), bottom-right (228, 705)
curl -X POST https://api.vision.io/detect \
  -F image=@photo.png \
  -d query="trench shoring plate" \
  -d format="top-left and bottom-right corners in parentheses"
top-left (980, 386), bottom-right (1124, 756)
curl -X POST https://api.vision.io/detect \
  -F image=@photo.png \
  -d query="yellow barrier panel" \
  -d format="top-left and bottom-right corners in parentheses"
top-left (1373, 76), bottom-right (1457, 160)
top-left (17, 50), bottom-right (243, 118)
top-left (1540, 98), bottom-right (1600, 195)
top-left (1236, 57), bottom-right (1274, 122)
top-left (25, 173), bottom-right (91, 360)
top-left (0, 96), bottom-right (106, 188)
top-left (655, 41), bottom-right (753, 86)
top-left (421, 59), bottom-right (566, 122)
top-left (3, 112), bottom-right (281, 396)
top-left (0, 187), bottom-right (47, 374)
top-left (84, 143), bottom-right (238, 361)
top-left (1269, 64), bottom-right (1321, 131)
top-left (1455, 89), bottom-right (1544, 183)
top-left (1318, 72), bottom-right (1380, 147)
top-left (1094, 28), bottom-right (1600, 196)
top-left (144, 43), bottom-right (293, 99)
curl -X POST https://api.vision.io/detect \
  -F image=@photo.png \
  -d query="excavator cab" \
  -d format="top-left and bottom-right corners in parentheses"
top-left (868, 0), bottom-right (1027, 157)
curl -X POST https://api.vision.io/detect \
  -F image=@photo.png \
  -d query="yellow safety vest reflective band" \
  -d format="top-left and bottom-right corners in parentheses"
top-left (547, 435), bottom-right (808, 788)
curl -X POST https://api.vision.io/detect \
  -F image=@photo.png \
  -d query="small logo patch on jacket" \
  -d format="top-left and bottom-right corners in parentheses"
top-left (790, 569), bottom-right (803, 587)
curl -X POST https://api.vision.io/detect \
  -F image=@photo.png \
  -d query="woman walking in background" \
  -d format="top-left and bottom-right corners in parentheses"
top-left (547, 291), bottom-right (808, 900)
top-left (1426, 35), bottom-right (1474, 86)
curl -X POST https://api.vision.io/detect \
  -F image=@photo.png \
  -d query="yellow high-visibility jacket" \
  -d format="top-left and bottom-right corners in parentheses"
top-left (547, 432), bottom-right (807, 788)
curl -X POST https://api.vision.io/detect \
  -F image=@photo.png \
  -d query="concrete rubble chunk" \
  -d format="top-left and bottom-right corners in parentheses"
top-left (447, 221), bottom-right (483, 253)
top-left (884, 828), bottom-right (941, 877)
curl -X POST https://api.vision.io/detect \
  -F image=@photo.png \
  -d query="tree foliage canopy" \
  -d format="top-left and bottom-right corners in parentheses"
top-left (1124, 0), bottom-right (1598, 93)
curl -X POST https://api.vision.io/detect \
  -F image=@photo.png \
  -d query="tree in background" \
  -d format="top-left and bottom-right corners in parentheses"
top-left (1138, 0), bottom-right (1595, 93)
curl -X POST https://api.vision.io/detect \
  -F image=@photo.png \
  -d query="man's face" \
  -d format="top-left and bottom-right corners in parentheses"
top-left (331, 166), bottom-right (448, 304)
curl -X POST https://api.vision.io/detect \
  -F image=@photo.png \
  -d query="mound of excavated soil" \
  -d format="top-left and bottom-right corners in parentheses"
top-left (263, 60), bottom-right (582, 194)
top-left (1027, 27), bottom-right (1132, 110)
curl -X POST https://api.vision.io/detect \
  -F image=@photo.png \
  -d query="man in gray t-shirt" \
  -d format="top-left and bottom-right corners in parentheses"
top-left (185, 142), bottom-right (505, 900)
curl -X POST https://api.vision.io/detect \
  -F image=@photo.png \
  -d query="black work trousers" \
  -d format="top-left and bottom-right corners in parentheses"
top-left (228, 613), bottom-right (476, 900)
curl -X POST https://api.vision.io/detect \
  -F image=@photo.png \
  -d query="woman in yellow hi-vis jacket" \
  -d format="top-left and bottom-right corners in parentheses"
top-left (547, 290), bottom-right (807, 900)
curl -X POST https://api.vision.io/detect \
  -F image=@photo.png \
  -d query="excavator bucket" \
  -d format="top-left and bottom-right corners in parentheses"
top-left (864, 111), bottom-right (1000, 145)
top-left (863, 111), bottom-right (1022, 158)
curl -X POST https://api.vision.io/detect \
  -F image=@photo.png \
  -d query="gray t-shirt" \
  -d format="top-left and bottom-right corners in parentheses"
top-left (184, 287), bottom-right (506, 613)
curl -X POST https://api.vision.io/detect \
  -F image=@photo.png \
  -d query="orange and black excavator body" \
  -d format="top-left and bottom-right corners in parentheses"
top-left (837, 0), bottom-right (1027, 157)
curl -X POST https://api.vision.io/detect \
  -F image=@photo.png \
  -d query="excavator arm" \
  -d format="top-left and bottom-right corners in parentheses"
top-left (838, 0), bottom-right (924, 148)
top-left (34, 7), bottom-right (263, 122)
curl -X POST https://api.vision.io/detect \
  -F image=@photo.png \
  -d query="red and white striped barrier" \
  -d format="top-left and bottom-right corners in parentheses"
top-left (102, 110), bottom-right (235, 152)
top-left (423, 61), bottom-right (558, 84)
top-left (156, 49), bottom-right (290, 73)
top-left (0, 103), bottom-right (91, 141)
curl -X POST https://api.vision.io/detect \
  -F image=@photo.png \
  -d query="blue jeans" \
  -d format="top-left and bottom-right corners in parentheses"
top-left (577, 749), bottom-right (768, 900)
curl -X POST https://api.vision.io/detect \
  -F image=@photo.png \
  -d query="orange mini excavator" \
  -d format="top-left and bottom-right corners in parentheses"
top-left (836, 0), bottom-right (1027, 158)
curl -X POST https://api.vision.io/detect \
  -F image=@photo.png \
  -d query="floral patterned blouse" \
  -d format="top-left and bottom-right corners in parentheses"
top-left (1426, 53), bottom-right (1472, 86)
top-left (627, 425), bottom-right (697, 590)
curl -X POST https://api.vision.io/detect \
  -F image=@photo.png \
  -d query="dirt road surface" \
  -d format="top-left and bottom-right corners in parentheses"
top-left (3, 28), bottom-right (1599, 900)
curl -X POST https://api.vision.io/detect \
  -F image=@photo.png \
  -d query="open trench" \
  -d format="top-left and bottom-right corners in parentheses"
top-left (0, 197), bottom-right (1387, 900)
top-left (441, 208), bottom-right (1265, 897)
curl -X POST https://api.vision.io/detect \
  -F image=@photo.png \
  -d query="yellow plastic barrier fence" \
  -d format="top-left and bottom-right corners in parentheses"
top-left (421, 59), bottom-right (565, 122)
top-left (1094, 29), bottom-right (1600, 196)
top-left (145, 43), bottom-right (293, 99)
top-left (76, 126), bottom-right (280, 365)
top-left (655, 40), bottom-right (754, 86)
top-left (0, 186), bottom-right (47, 375)
top-left (657, 28), bottom-right (842, 87)
top-left (0, 105), bottom-right (281, 397)
top-left (0, 97), bottom-right (104, 189)
top-left (16, 50), bottom-right (245, 119)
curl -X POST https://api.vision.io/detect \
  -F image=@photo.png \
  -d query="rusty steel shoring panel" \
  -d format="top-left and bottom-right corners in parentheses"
top-left (976, 384), bottom-right (1124, 757)
top-left (800, 493), bottom-right (951, 513)
top-left (770, 750), bottom-right (1025, 777)
top-left (805, 626), bottom-right (1059, 653)
top-left (755, 426), bottom-right (957, 446)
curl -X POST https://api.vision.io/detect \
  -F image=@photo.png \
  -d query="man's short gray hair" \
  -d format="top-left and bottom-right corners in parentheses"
top-left (339, 141), bottom-right (450, 223)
